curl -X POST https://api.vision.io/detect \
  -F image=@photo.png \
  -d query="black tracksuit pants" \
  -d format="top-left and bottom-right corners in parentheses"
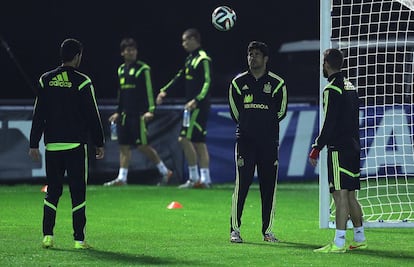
top-left (43, 144), bottom-right (88, 241)
top-left (230, 136), bottom-right (279, 235)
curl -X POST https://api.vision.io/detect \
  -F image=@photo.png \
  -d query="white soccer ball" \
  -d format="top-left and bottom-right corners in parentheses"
top-left (212, 6), bottom-right (237, 31)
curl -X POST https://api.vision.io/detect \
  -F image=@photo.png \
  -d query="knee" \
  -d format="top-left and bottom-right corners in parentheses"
top-left (178, 136), bottom-right (189, 145)
top-left (333, 195), bottom-right (349, 209)
top-left (46, 189), bottom-right (63, 202)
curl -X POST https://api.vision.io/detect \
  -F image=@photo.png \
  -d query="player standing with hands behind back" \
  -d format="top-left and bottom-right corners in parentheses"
top-left (309, 48), bottom-right (367, 253)
top-left (29, 38), bottom-right (105, 249)
top-left (228, 41), bottom-right (287, 243)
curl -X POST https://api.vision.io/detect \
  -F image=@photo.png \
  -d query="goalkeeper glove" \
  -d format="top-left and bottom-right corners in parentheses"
top-left (309, 148), bottom-right (320, 160)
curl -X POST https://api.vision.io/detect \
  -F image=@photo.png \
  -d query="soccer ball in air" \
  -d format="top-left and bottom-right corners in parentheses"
top-left (212, 6), bottom-right (237, 31)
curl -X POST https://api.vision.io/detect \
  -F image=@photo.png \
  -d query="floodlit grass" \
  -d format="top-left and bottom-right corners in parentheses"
top-left (0, 183), bottom-right (413, 266)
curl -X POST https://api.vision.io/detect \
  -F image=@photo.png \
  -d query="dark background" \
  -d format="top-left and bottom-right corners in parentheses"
top-left (0, 1), bottom-right (319, 101)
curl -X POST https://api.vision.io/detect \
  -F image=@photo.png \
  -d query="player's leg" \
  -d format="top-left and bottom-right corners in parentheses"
top-left (348, 190), bottom-right (363, 227)
top-left (194, 142), bottom-right (211, 187)
top-left (104, 113), bottom-right (133, 186)
top-left (314, 149), bottom-right (347, 253)
top-left (332, 189), bottom-right (349, 245)
top-left (137, 145), bottom-right (161, 165)
top-left (179, 137), bottom-right (198, 166)
top-left (348, 190), bottom-right (367, 249)
top-left (178, 136), bottom-right (199, 187)
top-left (230, 138), bottom-right (256, 242)
top-left (66, 145), bottom-right (89, 247)
top-left (178, 111), bottom-right (199, 187)
top-left (42, 150), bottom-right (65, 247)
top-left (138, 144), bottom-right (171, 184)
top-left (340, 147), bottom-right (367, 249)
top-left (256, 141), bottom-right (279, 242)
top-left (136, 117), bottom-right (172, 184)
top-left (314, 189), bottom-right (348, 253)
top-left (103, 145), bottom-right (130, 186)
top-left (192, 107), bottom-right (211, 187)
top-left (120, 145), bottom-right (132, 169)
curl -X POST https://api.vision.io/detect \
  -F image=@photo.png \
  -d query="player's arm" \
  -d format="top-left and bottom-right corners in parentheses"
top-left (313, 87), bottom-right (341, 150)
top-left (79, 78), bottom-right (105, 148)
top-left (273, 80), bottom-right (287, 122)
top-left (29, 79), bottom-right (45, 161)
top-left (194, 58), bottom-right (211, 103)
top-left (116, 65), bottom-right (123, 115)
top-left (29, 79), bottom-right (45, 149)
top-left (185, 58), bottom-right (212, 110)
top-left (309, 87), bottom-right (341, 165)
top-left (29, 97), bottom-right (45, 149)
top-left (29, 96), bottom-right (45, 162)
top-left (108, 88), bottom-right (121, 123)
top-left (228, 79), bottom-right (242, 123)
top-left (157, 68), bottom-right (184, 105)
top-left (141, 67), bottom-right (155, 121)
top-left (159, 68), bottom-right (184, 94)
top-left (144, 67), bottom-right (155, 113)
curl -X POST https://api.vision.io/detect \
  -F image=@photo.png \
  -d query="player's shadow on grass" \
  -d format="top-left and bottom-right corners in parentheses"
top-left (345, 248), bottom-right (414, 260)
top-left (51, 247), bottom-right (200, 266)
top-left (252, 241), bottom-right (414, 260)
top-left (241, 240), bottom-right (316, 250)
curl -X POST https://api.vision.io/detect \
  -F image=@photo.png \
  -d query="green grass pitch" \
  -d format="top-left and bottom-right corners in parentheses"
top-left (0, 183), bottom-right (413, 266)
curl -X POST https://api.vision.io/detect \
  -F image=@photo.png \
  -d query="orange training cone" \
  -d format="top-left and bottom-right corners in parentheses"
top-left (41, 185), bottom-right (48, 193)
top-left (167, 201), bottom-right (183, 209)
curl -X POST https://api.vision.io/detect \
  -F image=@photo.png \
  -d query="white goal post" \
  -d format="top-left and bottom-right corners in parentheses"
top-left (320, 0), bottom-right (414, 228)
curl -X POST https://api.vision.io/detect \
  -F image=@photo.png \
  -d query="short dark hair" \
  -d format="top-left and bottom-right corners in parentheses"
top-left (120, 38), bottom-right (137, 52)
top-left (60, 38), bottom-right (83, 63)
top-left (183, 28), bottom-right (201, 43)
top-left (324, 48), bottom-right (344, 70)
top-left (247, 41), bottom-right (269, 57)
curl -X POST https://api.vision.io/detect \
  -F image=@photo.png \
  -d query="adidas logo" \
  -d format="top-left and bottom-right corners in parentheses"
top-left (242, 84), bottom-right (249, 90)
top-left (49, 71), bottom-right (72, 88)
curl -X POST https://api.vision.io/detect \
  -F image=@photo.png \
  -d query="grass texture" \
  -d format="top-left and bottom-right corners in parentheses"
top-left (0, 183), bottom-right (413, 266)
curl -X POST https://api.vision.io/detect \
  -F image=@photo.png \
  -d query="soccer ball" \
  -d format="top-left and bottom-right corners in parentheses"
top-left (212, 6), bottom-right (237, 31)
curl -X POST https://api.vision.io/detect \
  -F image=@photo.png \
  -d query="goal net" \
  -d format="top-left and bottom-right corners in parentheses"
top-left (320, 0), bottom-right (414, 228)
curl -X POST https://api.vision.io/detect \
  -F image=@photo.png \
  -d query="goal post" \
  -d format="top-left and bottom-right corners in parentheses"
top-left (319, 0), bottom-right (414, 228)
top-left (319, 0), bottom-right (332, 229)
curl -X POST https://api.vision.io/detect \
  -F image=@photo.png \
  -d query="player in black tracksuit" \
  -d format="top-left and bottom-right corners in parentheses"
top-left (228, 41), bottom-right (287, 243)
top-left (309, 48), bottom-right (366, 252)
top-left (29, 39), bottom-right (104, 249)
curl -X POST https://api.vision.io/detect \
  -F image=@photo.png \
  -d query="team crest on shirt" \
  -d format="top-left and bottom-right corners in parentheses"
top-left (242, 84), bottom-right (249, 90)
top-left (244, 94), bottom-right (253, 103)
top-left (263, 82), bottom-right (272, 94)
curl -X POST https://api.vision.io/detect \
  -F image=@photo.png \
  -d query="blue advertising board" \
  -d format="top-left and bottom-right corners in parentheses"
top-left (1, 103), bottom-right (414, 184)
